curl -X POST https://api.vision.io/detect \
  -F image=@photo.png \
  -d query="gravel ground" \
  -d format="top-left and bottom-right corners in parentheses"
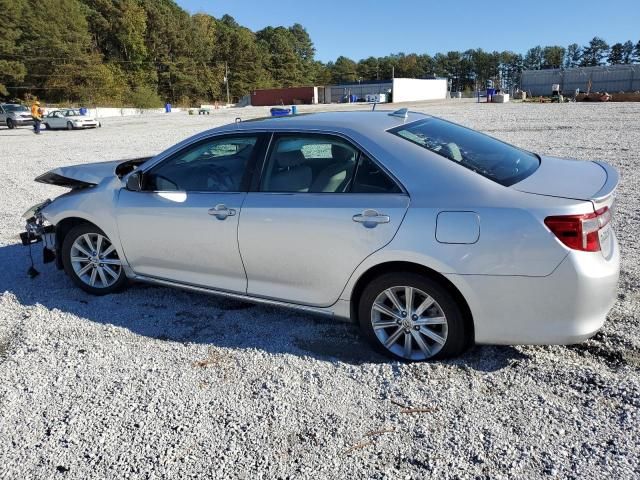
top-left (0, 100), bottom-right (638, 479)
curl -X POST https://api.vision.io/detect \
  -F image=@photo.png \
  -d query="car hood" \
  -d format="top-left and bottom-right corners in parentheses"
top-left (511, 155), bottom-right (618, 203)
top-left (35, 157), bottom-right (152, 189)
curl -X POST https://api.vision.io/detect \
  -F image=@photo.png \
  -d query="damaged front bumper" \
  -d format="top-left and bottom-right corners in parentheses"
top-left (20, 200), bottom-right (57, 264)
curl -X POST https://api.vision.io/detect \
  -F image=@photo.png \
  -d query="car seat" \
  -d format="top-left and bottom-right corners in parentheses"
top-left (268, 150), bottom-right (312, 192)
top-left (309, 144), bottom-right (356, 193)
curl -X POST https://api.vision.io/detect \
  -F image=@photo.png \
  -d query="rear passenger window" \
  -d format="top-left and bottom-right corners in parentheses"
top-left (260, 135), bottom-right (358, 193)
top-left (352, 155), bottom-right (402, 193)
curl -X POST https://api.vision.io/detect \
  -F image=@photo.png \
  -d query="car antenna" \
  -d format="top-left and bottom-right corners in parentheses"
top-left (388, 108), bottom-right (408, 119)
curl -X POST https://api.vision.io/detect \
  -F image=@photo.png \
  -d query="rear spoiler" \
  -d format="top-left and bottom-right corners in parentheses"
top-left (592, 161), bottom-right (619, 203)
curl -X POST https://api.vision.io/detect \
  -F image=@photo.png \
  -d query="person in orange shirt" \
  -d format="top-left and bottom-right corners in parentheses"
top-left (30, 100), bottom-right (43, 134)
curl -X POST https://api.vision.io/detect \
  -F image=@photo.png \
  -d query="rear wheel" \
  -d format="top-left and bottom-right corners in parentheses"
top-left (358, 273), bottom-right (469, 361)
top-left (61, 224), bottom-right (128, 295)
top-left (7, 118), bottom-right (15, 129)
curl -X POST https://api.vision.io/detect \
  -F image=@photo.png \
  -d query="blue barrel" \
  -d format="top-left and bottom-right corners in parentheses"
top-left (79, 107), bottom-right (88, 115)
top-left (165, 103), bottom-right (172, 113)
top-left (291, 105), bottom-right (297, 115)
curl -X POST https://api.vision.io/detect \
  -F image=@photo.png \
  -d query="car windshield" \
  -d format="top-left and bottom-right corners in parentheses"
top-left (4, 104), bottom-right (29, 113)
top-left (64, 110), bottom-right (82, 117)
top-left (389, 118), bottom-right (540, 186)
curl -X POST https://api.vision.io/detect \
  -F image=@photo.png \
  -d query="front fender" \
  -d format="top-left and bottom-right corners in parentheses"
top-left (40, 179), bottom-right (128, 269)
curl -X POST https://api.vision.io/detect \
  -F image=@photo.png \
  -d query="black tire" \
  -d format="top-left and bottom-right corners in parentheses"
top-left (358, 272), bottom-right (469, 361)
top-left (44, 123), bottom-right (50, 130)
top-left (61, 223), bottom-right (128, 295)
top-left (7, 118), bottom-right (15, 129)
top-left (66, 121), bottom-right (73, 130)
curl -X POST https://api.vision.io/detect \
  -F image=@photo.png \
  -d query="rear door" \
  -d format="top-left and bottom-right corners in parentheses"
top-left (238, 133), bottom-right (410, 307)
top-left (116, 133), bottom-right (267, 292)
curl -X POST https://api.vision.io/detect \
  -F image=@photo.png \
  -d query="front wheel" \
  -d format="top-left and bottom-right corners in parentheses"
top-left (358, 273), bottom-right (469, 361)
top-left (66, 121), bottom-right (73, 130)
top-left (61, 224), bottom-right (128, 295)
top-left (7, 118), bottom-right (15, 129)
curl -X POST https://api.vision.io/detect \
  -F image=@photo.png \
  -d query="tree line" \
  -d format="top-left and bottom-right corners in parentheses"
top-left (1, 0), bottom-right (639, 105)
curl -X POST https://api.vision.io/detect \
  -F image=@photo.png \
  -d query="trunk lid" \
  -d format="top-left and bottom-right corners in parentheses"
top-left (512, 156), bottom-right (618, 209)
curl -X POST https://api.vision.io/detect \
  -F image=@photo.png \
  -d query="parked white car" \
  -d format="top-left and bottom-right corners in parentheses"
top-left (44, 109), bottom-right (101, 130)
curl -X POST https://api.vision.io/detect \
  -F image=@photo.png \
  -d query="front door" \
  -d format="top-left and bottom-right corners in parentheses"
top-left (116, 133), bottom-right (265, 292)
top-left (239, 133), bottom-right (410, 307)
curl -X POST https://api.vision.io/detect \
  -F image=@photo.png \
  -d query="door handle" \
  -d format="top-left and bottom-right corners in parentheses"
top-left (208, 204), bottom-right (236, 220)
top-left (353, 209), bottom-right (390, 227)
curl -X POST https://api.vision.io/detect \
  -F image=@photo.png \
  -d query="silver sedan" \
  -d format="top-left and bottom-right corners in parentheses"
top-left (21, 110), bottom-right (620, 361)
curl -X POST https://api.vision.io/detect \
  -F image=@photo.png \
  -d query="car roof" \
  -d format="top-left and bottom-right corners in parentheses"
top-left (215, 110), bottom-right (430, 135)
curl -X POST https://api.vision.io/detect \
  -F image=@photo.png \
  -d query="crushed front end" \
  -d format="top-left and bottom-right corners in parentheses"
top-left (20, 199), bottom-right (57, 265)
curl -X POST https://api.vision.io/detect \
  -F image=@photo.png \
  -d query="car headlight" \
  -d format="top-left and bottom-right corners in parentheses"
top-left (22, 199), bottom-right (52, 219)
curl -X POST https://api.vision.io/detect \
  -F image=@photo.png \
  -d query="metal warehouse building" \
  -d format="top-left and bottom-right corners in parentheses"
top-left (249, 78), bottom-right (448, 106)
top-left (521, 64), bottom-right (640, 96)
top-left (324, 81), bottom-right (392, 103)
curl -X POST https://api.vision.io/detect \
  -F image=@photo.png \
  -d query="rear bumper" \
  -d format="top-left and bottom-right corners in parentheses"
top-left (446, 236), bottom-right (620, 345)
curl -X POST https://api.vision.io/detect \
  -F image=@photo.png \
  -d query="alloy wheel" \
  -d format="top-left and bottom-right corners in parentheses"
top-left (370, 285), bottom-right (448, 360)
top-left (70, 233), bottom-right (122, 288)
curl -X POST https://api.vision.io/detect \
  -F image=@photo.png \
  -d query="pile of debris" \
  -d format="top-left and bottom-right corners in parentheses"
top-left (576, 91), bottom-right (640, 102)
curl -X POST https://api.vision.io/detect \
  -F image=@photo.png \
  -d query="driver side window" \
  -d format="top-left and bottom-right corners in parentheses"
top-left (144, 136), bottom-right (258, 192)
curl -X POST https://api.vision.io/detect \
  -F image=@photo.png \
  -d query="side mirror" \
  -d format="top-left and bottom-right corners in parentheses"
top-left (126, 171), bottom-right (142, 191)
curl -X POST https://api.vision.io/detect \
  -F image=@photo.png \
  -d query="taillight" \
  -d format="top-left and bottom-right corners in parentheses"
top-left (544, 207), bottom-right (611, 252)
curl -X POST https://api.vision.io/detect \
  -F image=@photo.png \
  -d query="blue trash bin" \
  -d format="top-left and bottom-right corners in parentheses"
top-left (79, 107), bottom-right (88, 115)
top-left (291, 105), bottom-right (297, 115)
top-left (165, 103), bottom-right (172, 113)
top-left (270, 107), bottom-right (291, 117)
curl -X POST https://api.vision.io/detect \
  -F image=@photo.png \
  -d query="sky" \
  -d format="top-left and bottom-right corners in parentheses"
top-left (177, 0), bottom-right (639, 62)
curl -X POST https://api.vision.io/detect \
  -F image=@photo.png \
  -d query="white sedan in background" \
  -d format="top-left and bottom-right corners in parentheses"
top-left (44, 109), bottom-right (101, 130)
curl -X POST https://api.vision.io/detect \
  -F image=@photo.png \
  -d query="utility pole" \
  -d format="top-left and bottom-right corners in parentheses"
top-left (224, 62), bottom-right (230, 105)
top-left (392, 66), bottom-right (395, 79)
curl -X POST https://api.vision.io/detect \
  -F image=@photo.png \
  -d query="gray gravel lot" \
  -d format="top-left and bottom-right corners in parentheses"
top-left (0, 100), bottom-right (638, 479)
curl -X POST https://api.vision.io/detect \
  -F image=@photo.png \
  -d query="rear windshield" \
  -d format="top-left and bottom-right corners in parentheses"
top-left (389, 118), bottom-right (539, 186)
